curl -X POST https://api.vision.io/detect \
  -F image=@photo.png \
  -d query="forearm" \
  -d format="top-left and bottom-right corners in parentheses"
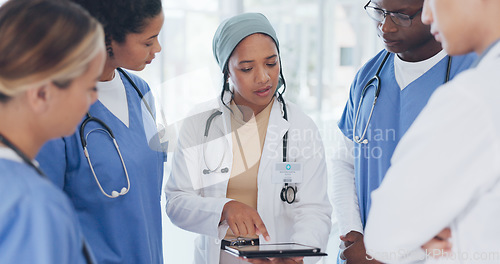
top-left (331, 131), bottom-right (363, 236)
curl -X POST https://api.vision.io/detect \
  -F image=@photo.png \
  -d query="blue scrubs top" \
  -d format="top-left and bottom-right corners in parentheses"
top-left (0, 158), bottom-right (93, 264)
top-left (36, 70), bottom-right (165, 264)
top-left (338, 50), bottom-right (476, 228)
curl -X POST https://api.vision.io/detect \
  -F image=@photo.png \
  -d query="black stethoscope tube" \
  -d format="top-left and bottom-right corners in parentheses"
top-left (353, 52), bottom-right (452, 145)
top-left (78, 68), bottom-right (155, 199)
top-left (79, 67), bottom-right (154, 151)
top-left (0, 133), bottom-right (46, 177)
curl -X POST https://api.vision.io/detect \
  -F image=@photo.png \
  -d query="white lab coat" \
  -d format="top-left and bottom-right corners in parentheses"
top-left (165, 93), bottom-right (332, 264)
top-left (364, 41), bottom-right (500, 263)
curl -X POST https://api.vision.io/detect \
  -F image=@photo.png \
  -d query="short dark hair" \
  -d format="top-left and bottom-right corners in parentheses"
top-left (71, 0), bottom-right (162, 55)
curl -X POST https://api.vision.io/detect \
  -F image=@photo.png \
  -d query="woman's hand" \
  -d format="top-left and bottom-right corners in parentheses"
top-left (421, 228), bottom-right (452, 257)
top-left (221, 201), bottom-right (270, 241)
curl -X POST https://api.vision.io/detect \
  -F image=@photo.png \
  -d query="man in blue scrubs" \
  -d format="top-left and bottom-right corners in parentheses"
top-left (331, 0), bottom-right (476, 262)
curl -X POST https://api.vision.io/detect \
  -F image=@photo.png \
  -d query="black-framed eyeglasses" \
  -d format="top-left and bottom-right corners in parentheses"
top-left (364, 1), bottom-right (422, 27)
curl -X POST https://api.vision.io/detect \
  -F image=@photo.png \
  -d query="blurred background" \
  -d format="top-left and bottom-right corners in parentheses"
top-left (0, 0), bottom-right (383, 262)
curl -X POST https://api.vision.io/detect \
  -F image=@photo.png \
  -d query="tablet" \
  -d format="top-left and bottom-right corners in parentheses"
top-left (224, 243), bottom-right (328, 259)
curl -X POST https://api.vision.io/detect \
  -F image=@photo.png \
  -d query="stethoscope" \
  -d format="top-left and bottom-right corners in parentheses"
top-left (0, 133), bottom-right (46, 177)
top-left (79, 67), bottom-right (154, 198)
top-left (353, 51), bottom-right (452, 144)
top-left (0, 133), bottom-right (94, 264)
top-left (202, 93), bottom-right (297, 204)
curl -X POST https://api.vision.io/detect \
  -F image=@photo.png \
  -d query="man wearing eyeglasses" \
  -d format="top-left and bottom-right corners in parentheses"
top-left (332, 0), bottom-right (476, 263)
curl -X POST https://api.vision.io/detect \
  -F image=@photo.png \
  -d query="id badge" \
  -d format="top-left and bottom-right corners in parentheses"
top-left (272, 162), bottom-right (303, 184)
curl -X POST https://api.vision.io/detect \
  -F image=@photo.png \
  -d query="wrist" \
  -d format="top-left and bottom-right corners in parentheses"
top-left (347, 230), bottom-right (364, 242)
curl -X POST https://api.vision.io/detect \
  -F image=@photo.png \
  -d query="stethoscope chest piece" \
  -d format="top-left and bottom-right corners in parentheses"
top-left (280, 184), bottom-right (297, 204)
top-left (81, 124), bottom-right (131, 199)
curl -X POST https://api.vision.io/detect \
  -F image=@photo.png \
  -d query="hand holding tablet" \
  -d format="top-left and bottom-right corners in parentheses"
top-left (224, 243), bottom-right (327, 259)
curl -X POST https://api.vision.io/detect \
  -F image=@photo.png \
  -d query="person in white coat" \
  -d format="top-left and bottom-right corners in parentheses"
top-left (165, 13), bottom-right (332, 264)
top-left (364, 0), bottom-right (500, 263)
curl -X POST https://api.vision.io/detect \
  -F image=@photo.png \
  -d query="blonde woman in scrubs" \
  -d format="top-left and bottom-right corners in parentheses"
top-left (0, 0), bottom-right (105, 262)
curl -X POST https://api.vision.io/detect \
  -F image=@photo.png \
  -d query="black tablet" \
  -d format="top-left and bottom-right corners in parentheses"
top-left (224, 243), bottom-right (328, 259)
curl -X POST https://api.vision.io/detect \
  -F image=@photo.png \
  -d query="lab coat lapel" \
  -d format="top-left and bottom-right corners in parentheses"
top-left (258, 97), bottom-right (289, 185)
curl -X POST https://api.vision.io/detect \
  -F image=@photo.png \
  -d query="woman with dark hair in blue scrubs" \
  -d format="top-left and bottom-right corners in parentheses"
top-left (36, 0), bottom-right (166, 263)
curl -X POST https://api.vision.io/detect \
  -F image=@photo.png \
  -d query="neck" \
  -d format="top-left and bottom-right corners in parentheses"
top-left (100, 60), bottom-right (117, 82)
top-left (397, 38), bottom-right (443, 62)
top-left (476, 34), bottom-right (500, 55)
top-left (0, 103), bottom-right (45, 160)
top-left (233, 101), bottom-right (271, 122)
top-left (239, 106), bottom-right (257, 122)
top-left (0, 125), bottom-right (42, 160)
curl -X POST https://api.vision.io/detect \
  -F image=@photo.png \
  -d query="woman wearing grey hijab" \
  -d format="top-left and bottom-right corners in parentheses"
top-left (165, 13), bottom-right (332, 264)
